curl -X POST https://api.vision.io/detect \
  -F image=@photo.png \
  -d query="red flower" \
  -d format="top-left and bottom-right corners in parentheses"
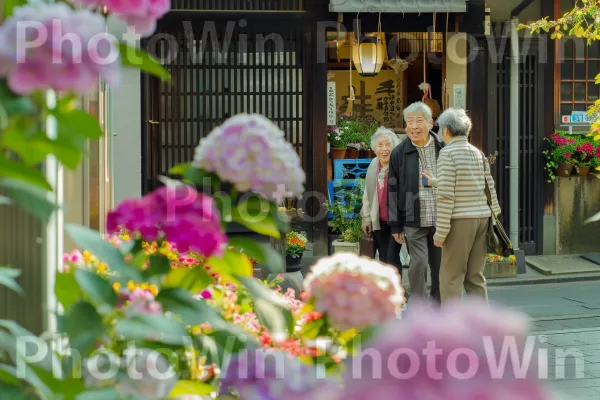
top-left (564, 152), bottom-right (572, 159)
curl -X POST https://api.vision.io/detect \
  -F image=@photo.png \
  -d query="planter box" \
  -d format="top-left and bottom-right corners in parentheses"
top-left (484, 262), bottom-right (517, 279)
top-left (332, 239), bottom-right (360, 255)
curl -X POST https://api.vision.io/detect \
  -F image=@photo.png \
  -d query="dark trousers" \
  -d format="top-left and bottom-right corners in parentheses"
top-left (374, 220), bottom-right (404, 276)
top-left (404, 226), bottom-right (441, 304)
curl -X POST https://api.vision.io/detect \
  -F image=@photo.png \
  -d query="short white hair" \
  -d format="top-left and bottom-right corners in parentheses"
top-left (403, 102), bottom-right (433, 122)
top-left (370, 126), bottom-right (400, 151)
top-left (436, 107), bottom-right (472, 137)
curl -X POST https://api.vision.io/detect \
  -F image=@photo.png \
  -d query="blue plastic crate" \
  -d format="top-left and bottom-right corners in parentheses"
top-left (332, 158), bottom-right (373, 181)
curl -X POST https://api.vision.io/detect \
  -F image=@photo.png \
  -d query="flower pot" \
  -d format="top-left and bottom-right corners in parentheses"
top-left (575, 165), bottom-right (591, 176)
top-left (358, 149), bottom-right (370, 158)
top-left (367, 150), bottom-right (376, 158)
top-left (346, 147), bottom-right (359, 159)
top-left (330, 148), bottom-right (346, 159)
top-left (556, 163), bottom-right (574, 177)
top-left (332, 239), bottom-right (360, 255)
top-left (285, 253), bottom-right (303, 272)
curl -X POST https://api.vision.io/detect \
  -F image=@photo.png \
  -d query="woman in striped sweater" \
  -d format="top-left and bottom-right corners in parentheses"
top-left (423, 107), bottom-right (501, 303)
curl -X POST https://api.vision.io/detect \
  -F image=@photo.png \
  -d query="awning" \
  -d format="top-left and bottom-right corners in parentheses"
top-left (329, 0), bottom-right (467, 13)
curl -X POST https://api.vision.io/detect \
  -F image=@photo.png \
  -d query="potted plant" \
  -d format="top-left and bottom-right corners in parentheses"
top-left (484, 253), bottom-right (517, 278)
top-left (325, 181), bottom-right (364, 254)
top-left (285, 231), bottom-right (307, 272)
top-left (333, 113), bottom-right (379, 159)
top-left (328, 125), bottom-right (348, 159)
top-left (574, 138), bottom-right (597, 176)
top-left (543, 131), bottom-right (578, 180)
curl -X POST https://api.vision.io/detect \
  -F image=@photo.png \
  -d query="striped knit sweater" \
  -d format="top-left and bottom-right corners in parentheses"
top-left (433, 136), bottom-right (502, 243)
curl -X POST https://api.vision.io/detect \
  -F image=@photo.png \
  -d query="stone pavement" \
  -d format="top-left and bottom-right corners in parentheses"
top-left (538, 329), bottom-right (600, 400)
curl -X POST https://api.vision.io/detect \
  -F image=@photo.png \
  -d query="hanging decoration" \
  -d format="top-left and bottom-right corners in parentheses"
top-left (420, 11), bottom-right (441, 118)
top-left (351, 12), bottom-right (385, 77)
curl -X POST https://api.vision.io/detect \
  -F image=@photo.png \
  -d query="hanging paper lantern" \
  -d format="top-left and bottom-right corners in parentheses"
top-left (351, 32), bottom-right (385, 77)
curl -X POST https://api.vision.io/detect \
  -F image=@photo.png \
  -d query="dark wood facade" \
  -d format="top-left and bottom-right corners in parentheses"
top-left (142, 0), bottom-right (554, 256)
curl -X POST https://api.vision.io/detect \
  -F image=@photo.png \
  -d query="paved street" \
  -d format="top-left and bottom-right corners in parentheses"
top-left (490, 281), bottom-right (600, 399)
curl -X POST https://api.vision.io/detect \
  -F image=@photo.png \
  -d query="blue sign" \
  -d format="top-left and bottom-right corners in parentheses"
top-left (570, 111), bottom-right (596, 124)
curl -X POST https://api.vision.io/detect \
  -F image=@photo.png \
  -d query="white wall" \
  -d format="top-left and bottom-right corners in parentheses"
top-left (108, 17), bottom-right (142, 203)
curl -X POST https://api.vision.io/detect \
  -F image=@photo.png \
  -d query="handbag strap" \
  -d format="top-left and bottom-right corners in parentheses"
top-left (479, 151), bottom-right (497, 220)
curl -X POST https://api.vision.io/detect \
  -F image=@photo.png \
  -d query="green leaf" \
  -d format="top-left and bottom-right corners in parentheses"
top-left (0, 178), bottom-right (58, 221)
top-left (0, 364), bottom-right (21, 387)
top-left (2, 0), bottom-right (28, 19)
top-left (65, 301), bottom-right (105, 357)
top-left (231, 208), bottom-right (280, 239)
top-left (236, 276), bottom-right (293, 338)
top-left (144, 255), bottom-right (172, 278)
top-left (0, 267), bottom-right (23, 296)
top-left (0, 155), bottom-right (52, 191)
top-left (54, 108), bottom-right (102, 140)
top-left (55, 273), bottom-right (81, 312)
top-left (169, 163), bottom-right (189, 176)
top-left (227, 238), bottom-right (284, 274)
top-left (156, 288), bottom-right (229, 329)
top-left (182, 166), bottom-right (219, 188)
top-left (0, 115), bottom-right (83, 169)
top-left (118, 43), bottom-right (171, 81)
top-left (206, 250), bottom-right (253, 278)
top-left (164, 266), bottom-right (213, 293)
top-left (300, 317), bottom-right (326, 340)
top-left (169, 380), bottom-right (215, 397)
top-left (65, 224), bottom-right (143, 284)
top-left (74, 269), bottom-right (116, 307)
top-left (116, 314), bottom-right (190, 346)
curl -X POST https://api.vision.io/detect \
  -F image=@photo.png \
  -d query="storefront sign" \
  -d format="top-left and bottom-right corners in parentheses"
top-left (327, 81), bottom-right (336, 126)
top-left (453, 84), bottom-right (466, 109)
top-left (570, 111), bottom-right (594, 124)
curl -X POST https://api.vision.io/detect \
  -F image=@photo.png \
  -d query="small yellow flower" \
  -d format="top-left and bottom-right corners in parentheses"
top-left (83, 250), bottom-right (92, 263)
top-left (127, 280), bottom-right (135, 291)
top-left (509, 255), bottom-right (516, 261)
top-left (113, 282), bottom-right (121, 292)
top-left (121, 234), bottom-right (130, 241)
top-left (97, 263), bottom-right (108, 273)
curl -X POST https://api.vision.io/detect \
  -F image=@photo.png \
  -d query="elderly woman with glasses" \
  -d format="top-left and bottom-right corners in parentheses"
top-left (360, 126), bottom-right (404, 272)
top-left (424, 107), bottom-right (502, 303)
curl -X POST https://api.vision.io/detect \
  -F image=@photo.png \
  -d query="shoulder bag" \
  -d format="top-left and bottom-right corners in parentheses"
top-left (480, 152), bottom-right (514, 257)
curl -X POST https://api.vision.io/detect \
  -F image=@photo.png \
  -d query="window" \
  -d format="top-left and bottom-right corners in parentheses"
top-left (557, 0), bottom-right (600, 119)
top-left (558, 38), bottom-right (600, 117)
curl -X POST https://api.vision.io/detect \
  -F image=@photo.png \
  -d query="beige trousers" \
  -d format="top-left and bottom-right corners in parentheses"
top-left (439, 217), bottom-right (489, 303)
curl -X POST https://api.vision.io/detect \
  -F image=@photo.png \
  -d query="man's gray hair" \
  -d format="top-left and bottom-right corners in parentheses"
top-left (403, 102), bottom-right (433, 122)
top-left (370, 126), bottom-right (400, 151)
top-left (436, 107), bottom-right (472, 137)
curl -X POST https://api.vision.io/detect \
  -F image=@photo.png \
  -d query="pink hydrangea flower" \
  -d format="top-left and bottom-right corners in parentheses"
top-left (106, 185), bottom-right (227, 257)
top-left (339, 298), bottom-right (552, 400)
top-left (219, 348), bottom-right (340, 399)
top-left (72, 0), bottom-right (169, 37)
top-left (193, 114), bottom-right (306, 203)
top-left (303, 253), bottom-right (405, 331)
top-left (0, 3), bottom-right (120, 95)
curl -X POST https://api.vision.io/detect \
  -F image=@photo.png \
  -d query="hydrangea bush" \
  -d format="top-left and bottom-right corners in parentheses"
top-left (0, 0), bottom-right (559, 399)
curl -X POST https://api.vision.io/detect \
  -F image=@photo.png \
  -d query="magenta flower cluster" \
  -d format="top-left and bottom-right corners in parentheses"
top-left (0, 3), bottom-right (120, 95)
top-left (72, 0), bottom-right (170, 37)
top-left (106, 185), bottom-right (227, 257)
top-left (339, 298), bottom-right (551, 400)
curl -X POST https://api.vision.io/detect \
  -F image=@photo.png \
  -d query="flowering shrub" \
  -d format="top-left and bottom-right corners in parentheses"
top-left (286, 231), bottom-right (307, 258)
top-left (0, 3), bottom-right (121, 95)
top-left (192, 113), bottom-right (305, 204)
top-left (303, 253), bottom-right (405, 331)
top-left (542, 131), bottom-right (600, 182)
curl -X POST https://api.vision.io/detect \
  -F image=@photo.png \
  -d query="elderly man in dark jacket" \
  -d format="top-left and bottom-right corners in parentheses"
top-left (388, 102), bottom-right (443, 305)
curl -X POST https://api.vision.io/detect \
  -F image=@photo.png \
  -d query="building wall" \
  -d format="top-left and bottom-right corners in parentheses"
top-left (445, 33), bottom-right (468, 108)
top-left (108, 17), bottom-right (143, 203)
